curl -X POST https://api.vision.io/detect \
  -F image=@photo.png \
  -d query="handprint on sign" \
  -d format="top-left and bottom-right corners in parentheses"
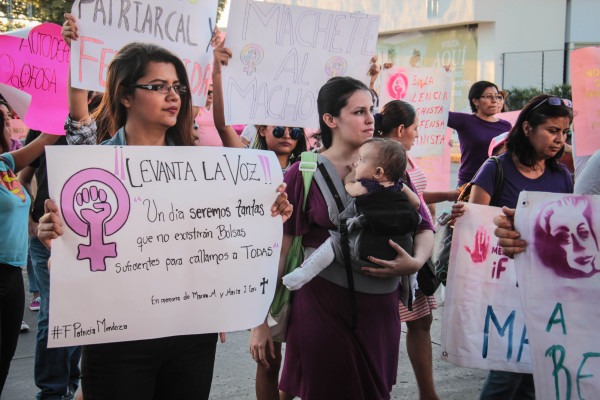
top-left (464, 226), bottom-right (491, 263)
top-left (61, 168), bottom-right (130, 272)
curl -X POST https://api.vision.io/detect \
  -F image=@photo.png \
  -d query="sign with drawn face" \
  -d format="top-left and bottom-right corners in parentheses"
top-left (0, 23), bottom-right (69, 135)
top-left (515, 191), bottom-right (600, 399)
top-left (46, 146), bottom-right (283, 347)
top-left (441, 203), bottom-right (532, 373)
top-left (222, 0), bottom-right (380, 128)
top-left (69, 0), bottom-right (218, 107)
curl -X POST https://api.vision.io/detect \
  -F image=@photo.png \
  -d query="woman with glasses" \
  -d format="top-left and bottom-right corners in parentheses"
top-left (448, 81), bottom-right (512, 187)
top-left (450, 94), bottom-right (573, 399)
top-left (37, 39), bottom-right (292, 399)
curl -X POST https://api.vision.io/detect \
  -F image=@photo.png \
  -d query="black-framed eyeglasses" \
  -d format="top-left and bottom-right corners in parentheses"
top-left (530, 97), bottom-right (573, 113)
top-left (272, 126), bottom-right (303, 140)
top-left (131, 84), bottom-right (188, 95)
top-left (480, 94), bottom-right (503, 101)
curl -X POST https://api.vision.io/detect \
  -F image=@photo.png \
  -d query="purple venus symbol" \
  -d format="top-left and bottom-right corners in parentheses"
top-left (61, 168), bottom-right (130, 272)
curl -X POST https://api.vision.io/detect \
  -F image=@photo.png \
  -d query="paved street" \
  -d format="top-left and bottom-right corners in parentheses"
top-left (2, 163), bottom-right (491, 399)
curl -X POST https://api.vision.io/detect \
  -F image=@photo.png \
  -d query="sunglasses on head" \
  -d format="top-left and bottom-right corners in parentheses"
top-left (530, 97), bottom-right (572, 113)
top-left (272, 126), bottom-right (303, 140)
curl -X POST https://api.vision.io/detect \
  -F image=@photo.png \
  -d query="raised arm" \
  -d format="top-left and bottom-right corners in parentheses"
top-left (212, 45), bottom-right (244, 148)
top-left (62, 13), bottom-right (90, 122)
top-left (9, 133), bottom-right (59, 172)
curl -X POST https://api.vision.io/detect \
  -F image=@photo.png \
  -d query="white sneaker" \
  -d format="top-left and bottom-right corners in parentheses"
top-left (20, 320), bottom-right (29, 333)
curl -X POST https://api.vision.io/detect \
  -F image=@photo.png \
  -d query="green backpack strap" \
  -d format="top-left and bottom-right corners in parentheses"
top-left (298, 152), bottom-right (318, 211)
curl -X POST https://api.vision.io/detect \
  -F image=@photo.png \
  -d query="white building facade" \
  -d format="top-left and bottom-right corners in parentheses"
top-left (271, 0), bottom-right (600, 111)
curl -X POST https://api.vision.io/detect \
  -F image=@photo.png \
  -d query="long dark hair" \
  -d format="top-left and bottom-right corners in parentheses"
top-left (316, 76), bottom-right (370, 149)
top-left (505, 94), bottom-right (572, 171)
top-left (374, 100), bottom-right (416, 137)
top-left (0, 108), bottom-right (9, 153)
top-left (468, 81), bottom-right (498, 113)
top-left (253, 126), bottom-right (307, 163)
top-left (93, 42), bottom-right (193, 146)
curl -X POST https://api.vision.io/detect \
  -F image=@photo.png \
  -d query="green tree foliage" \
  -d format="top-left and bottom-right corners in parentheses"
top-left (505, 84), bottom-right (572, 111)
top-left (1, 0), bottom-right (74, 27)
top-left (2, 0), bottom-right (228, 31)
top-left (216, 0), bottom-right (227, 23)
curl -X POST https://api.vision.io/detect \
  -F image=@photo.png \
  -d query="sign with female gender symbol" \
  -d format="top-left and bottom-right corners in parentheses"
top-left (46, 146), bottom-right (283, 347)
top-left (60, 168), bottom-right (130, 272)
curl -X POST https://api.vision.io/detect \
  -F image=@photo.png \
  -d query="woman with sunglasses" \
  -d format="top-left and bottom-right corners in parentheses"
top-left (450, 94), bottom-right (573, 399)
top-left (211, 44), bottom-right (306, 400)
top-left (448, 81), bottom-right (513, 187)
top-left (252, 126), bottom-right (307, 172)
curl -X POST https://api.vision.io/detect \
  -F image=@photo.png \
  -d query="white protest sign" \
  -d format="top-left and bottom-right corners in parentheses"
top-left (379, 67), bottom-right (452, 157)
top-left (514, 192), bottom-right (600, 399)
top-left (46, 145), bottom-right (283, 347)
top-left (70, 0), bottom-right (218, 106)
top-left (441, 203), bottom-right (532, 373)
top-left (222, 0), bottom-right (380, 128)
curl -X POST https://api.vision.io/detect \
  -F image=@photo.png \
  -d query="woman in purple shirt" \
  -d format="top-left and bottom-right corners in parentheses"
top-left (250, 76), bottom-right (434, 400)
top-left (452, 94), bottom-right (573, 399)
top-left (448, 81), bottom-right (512, 186)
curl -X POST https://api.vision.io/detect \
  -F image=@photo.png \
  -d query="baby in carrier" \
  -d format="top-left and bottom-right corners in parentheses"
top-left (283, 138), bottom-right (422, 291)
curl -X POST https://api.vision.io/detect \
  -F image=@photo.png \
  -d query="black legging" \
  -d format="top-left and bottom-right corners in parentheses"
top-left (0, 263), bottom-right (24, 395)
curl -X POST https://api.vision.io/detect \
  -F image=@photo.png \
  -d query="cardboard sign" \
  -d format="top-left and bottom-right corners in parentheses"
top-left (70, 0), bottom-right (218, 107)
top-left (222, 0), bottom-right (380, 128)
top-left (441, 203), bottom-right (532, 373)
top-left (46, 145), bottom-right (283, 347)
top-left (514, 191), bottom-right (600, 399)
top-left (379, 67), bottom-right (452, 158)
top-left (411, 128), bottom-right (452, 192)
top-left (571, 47), bottom-right (600, 157)
top-left (0, 23), bottom-right (69, 135)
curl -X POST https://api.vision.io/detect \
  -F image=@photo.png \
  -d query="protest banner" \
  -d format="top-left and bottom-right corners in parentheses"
top-left (409, 128), bottom-right (452, 192)
top-left (495, 110), bottom-right (519, 128)
top-left (571, 47), bottom-right (600, 157)
top-left (46, 145), bottom-right (283, 347)
top-left (222, 0), bottom-right (380, 128)
top-left (441, 203), bottom-right (532, 373)
top-left (514, 191), bottom-right (600, 399)
top-left (70, 0), bottom-right (218, 107)
top-left (379, 67), bottom-right (452, 158)
top-left (0, 23), bottom-right (69, 135)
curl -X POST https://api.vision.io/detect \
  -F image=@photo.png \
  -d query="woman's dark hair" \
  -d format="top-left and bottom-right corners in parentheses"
top-left (534, 196), bottom-right (598, 278)
top-left (505, 94), bottom-right (573, 171)
top-left (93, 42), bottom-right (193, 146)
top-left (253, 125), bottom-right (307, 162)
top-left (468, 81), bottom-right (499, 113)
top-left (362, 138), bottom-right (407, 182)
top-left (316, 76), bottom-right (370, 149)
top-left (374, 100), bottom-right (416, 137)
top-left (88, 92), bottom-right (103, 114)
top-left (0, 109), bottom-right (9, 153)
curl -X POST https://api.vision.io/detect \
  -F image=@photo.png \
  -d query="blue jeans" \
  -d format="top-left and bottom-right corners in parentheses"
top-left (479, 370), bottom-right (535, 400)
top-left (30, 237), bottom-right (82, 400)
top-left (26, 246), bottom-right (39, 294)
